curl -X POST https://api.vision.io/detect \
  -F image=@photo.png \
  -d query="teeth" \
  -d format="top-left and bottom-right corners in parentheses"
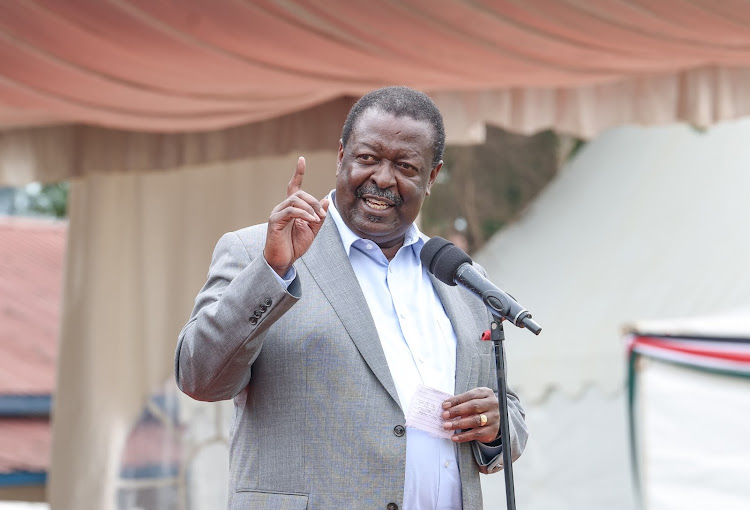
top-left (365, 198), bottom-right (389, 210)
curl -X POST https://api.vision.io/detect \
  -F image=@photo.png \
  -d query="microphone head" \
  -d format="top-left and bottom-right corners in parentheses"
top-left (420, 236), bottom-right (472, 286)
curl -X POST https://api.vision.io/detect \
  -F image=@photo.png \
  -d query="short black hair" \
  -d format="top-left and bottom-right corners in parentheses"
top-left (341, 86), bottom-right (445, 167)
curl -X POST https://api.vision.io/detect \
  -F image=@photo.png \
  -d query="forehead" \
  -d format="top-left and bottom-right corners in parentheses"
top-left (349, 108), bottom-right (436, 155)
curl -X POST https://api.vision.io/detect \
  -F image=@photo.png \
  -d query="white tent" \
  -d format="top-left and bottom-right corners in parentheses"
top-left (626, 308), bottom-right (750, 510)
top-left (475, 118), bottom-right (750, 509)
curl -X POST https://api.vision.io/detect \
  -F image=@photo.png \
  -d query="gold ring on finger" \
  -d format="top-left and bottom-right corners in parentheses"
top-left (479, 413), bottom-right (488, 427)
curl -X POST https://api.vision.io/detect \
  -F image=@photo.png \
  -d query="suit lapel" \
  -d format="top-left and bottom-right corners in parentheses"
top-left (300, 217), bottom-right (402, 409)
top-left (430, 275), bottom-right (481, 396)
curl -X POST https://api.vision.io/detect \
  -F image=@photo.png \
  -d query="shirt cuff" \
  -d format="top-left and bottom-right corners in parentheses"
top-left (263, 256), bottom-right (297, 288)
top-left (473, 440), bottom-right (505, 474)
top-left (476, 441), bottom-right (502, 459)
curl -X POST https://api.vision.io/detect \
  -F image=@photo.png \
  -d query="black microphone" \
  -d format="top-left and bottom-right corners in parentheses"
top-left (421, 237), bottom-right (542, 335)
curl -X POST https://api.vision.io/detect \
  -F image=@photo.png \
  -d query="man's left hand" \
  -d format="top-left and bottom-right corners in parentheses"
top-left (441, 387), bottom-right (500, 444)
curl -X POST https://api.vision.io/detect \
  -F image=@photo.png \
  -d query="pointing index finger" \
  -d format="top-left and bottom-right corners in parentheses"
top-left (287, 156), bottom-right (306, 197)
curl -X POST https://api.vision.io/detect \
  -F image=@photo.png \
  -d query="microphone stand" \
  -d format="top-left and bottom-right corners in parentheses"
top-left (488, 318), bottom-right (516, 510)
top-left (481, 287), bottom-right (538, 510)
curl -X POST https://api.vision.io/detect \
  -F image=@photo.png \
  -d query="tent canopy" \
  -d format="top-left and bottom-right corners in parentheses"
top-left (4, 0), bottom-right (750, 131)
top-left (473, 121), bottom-right (750, 510)
top-left (474, 117), bottom-right (750, 400)
top-left (4, 0), bottom-right (750, 184)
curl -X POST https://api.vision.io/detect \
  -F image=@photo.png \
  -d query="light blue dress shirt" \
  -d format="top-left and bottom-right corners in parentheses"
top-left (327, 192), bottom-right (462, 510)
top-left (269, 191), bottom-right (500, 509)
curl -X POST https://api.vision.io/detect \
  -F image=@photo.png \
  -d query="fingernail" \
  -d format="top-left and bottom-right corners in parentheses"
top-left (442, 401), bottom-right (451, 409)
top-left (442, 411), bottom-right (450, 419)
top-left (443, 422), bottom-right (451, 429)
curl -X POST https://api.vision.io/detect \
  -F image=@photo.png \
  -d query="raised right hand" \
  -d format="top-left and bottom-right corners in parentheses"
top-left (264, 157), bottom-right (330, 277)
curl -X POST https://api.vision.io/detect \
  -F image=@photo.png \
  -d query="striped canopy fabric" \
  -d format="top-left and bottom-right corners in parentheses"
top-left (628, 334), bottom-right (750, 376)
top-left (3, 0), bottom-right (750, 183)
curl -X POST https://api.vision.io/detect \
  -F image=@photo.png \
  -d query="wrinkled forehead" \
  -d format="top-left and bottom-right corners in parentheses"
top-left (350, 107), bottom-right (437, 144)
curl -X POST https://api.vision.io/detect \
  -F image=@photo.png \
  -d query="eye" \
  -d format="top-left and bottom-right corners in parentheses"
top-left (396, 161), bottom-right (417, 173)
top-left (356, 154), bottom-right (377, 163)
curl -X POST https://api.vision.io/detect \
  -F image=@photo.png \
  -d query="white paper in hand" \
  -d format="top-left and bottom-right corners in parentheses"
top-left (405, 385), bottom-right (455, 439)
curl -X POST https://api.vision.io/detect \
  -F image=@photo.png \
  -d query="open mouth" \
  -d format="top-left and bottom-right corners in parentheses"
top-left (364, 197), bottom-right (391, 210)
top-left (355, 187), bottom-right (402, 214)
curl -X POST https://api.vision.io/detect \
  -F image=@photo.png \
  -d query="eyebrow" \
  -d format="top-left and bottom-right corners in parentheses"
top-left (355, 142), bottom-right (421, 159)
top-left (357, 142), bottom-right (380, 151)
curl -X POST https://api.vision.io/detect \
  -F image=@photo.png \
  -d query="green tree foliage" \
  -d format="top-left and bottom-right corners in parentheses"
top-left (422, 127), bottom-right (564, 253)
top-left (28, 181), bottom-right (69, 218)
top-left (5, 181), bottom-right (70, 218)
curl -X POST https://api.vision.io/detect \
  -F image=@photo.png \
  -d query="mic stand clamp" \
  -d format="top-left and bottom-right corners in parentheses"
top-left (483, 289), bottom-right (541, 335)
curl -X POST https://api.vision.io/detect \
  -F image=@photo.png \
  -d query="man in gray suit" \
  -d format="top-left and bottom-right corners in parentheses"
top-left (176, 86), bottom-right (527, 510)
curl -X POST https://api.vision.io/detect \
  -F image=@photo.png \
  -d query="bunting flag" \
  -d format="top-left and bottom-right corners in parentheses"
top-left (627, 334), bottom-right (750, 376)
top-left (627, 329), bottom-right (750, 509)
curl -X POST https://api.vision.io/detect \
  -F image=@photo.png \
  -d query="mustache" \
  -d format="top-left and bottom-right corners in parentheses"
top-left (356, 186), bottom-right (403, 206)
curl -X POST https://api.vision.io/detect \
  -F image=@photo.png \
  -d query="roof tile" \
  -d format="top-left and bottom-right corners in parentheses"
top-left (0, 216), bottom-right (66, 395)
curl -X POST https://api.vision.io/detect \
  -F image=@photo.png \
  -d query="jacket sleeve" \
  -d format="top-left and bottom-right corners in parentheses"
top-left (471, 384), bottom-right (528, 474)
top-left (175, 230), bottom-right (301, 402)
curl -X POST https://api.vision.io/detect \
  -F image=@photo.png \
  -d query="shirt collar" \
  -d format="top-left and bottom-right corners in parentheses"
top-left (327, 190), bottom-right (426, 258)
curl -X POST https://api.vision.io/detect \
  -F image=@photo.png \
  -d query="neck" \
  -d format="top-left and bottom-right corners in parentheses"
top-left (373, 233), bottom-right (407, 261)
top-left (379, 242), bottom-right (402, 261)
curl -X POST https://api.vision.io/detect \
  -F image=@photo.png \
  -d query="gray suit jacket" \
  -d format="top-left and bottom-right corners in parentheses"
top-left (176, 217), bottom-right (527, 510)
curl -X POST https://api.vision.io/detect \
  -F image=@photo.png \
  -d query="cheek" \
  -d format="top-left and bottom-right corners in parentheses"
top-left (346, 166), bottom-right (373, 187)
top-left (337, 168), bottom-right (366, 199)
top-left (399, 178), bottom-right (428, 199)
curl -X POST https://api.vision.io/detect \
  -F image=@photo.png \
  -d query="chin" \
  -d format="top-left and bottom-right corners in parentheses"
top-left (359, 220), bottom-right (408, 243)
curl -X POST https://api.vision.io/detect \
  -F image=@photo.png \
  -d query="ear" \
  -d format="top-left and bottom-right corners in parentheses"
top-left (336, 140), bottom-right (344, 176)
top-left (425, 161), bottom-right (443, 196)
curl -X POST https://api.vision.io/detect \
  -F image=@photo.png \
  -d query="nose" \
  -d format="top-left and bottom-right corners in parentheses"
top-left (370, 160), bottom-right (397, 189)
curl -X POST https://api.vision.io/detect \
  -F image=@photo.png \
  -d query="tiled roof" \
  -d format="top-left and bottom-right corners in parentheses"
top-left (0, 216), bottom-right (66, 395)
top-left (0, 217), bottom-right (179, 480)
top-left (0, 419), bottom-right (49, 474)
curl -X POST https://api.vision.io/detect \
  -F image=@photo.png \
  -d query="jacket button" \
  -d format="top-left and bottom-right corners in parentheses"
top-left (264, 298), bottom-right (272, 307)
top-left (259, 304), bottom-right (267, 312)
top-left (249, 316), bottom-right (258, 325)
top-left (387, 503), bottom-right (398, 510)
top-left (393, 425), bottom-right (405, 437)
top-left (253, 309), bottom-right (262, 318)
